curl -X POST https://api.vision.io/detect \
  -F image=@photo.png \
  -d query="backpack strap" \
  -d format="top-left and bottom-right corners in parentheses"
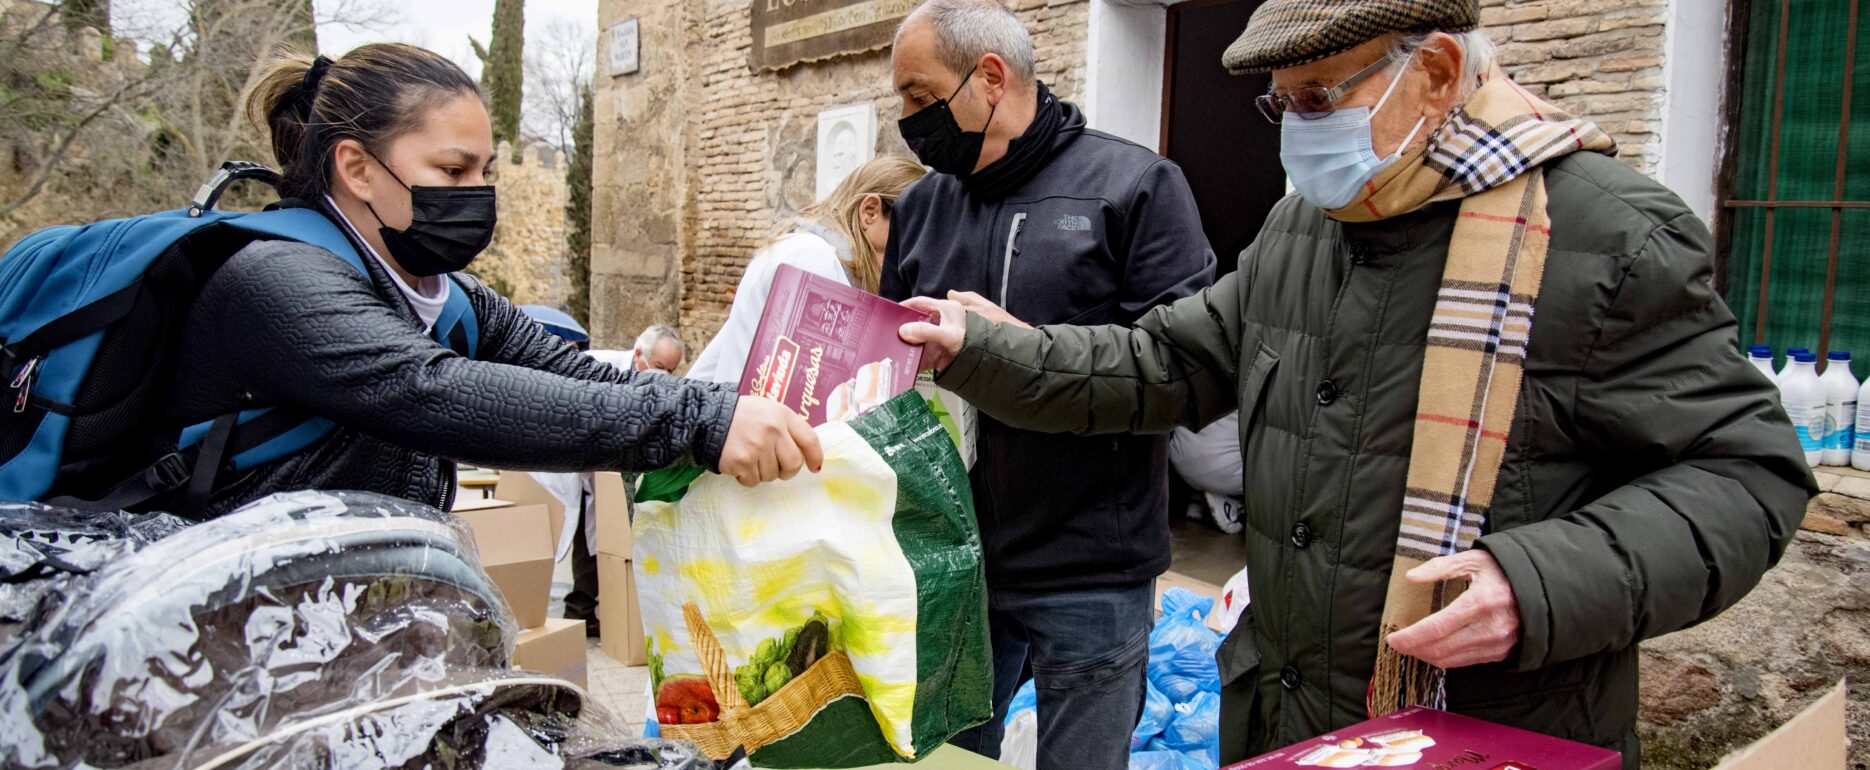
top-left (233, 208), bottom-right (479, 357)
top-left (180, 413), bottom-right (237, 520)
top-left (225, 208), bottom-right (364, 271)
top-left (42, 452), bottom-right (192, 513)
top-left (152, 210), bottom-right (479, 515)
top-left (437, 276), bottom-right (479, 358)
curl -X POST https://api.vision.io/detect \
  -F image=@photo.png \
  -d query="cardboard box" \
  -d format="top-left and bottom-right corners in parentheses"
top-left (455, 504), bottom-right (554, 629)
top-left (1225, 706), bottom-right (1620, 769)
top-left (450, 497), bottom-right (515, 513)
top-left (1712, 679), bottom-right (1847, 770)
top-left (1156, 570), bottom-right (1228, 633)
top-left (596, 552), bottom-right (646, 666)
top-left (593, 471), bottom-right (633, 557)
top-left (494, 470), bottom-right (569, 554)
top-left (513, 618), bottom-right (588, 690)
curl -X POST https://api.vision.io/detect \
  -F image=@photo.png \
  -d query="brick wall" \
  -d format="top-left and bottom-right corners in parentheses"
top-left (1481, 0), bottom-right (1669, 173)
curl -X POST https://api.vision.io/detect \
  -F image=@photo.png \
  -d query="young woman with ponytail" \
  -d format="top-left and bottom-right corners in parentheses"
top-left (158, 44), bottom-right (819, 515)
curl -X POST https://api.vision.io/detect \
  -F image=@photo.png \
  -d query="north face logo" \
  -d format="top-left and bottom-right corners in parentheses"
top-left (1055, 214), bottom-right (1091, 232)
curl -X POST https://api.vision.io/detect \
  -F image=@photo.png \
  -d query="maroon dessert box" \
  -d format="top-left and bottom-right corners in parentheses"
top-left (1223, 706), bottom-right (1620, 770)
top-left (739, 263), bottom-right (929, 426)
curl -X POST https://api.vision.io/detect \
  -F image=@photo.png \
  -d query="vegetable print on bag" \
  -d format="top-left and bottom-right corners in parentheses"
top-left (633, 393), bottom-right (992, 767)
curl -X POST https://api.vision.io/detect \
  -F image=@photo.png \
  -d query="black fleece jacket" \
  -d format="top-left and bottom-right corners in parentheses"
top-left (881, 88), bottom-right (1216, 591)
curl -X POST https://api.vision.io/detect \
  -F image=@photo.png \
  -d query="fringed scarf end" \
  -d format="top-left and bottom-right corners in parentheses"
top-left (1368, 625), bottom-right (1447, 718)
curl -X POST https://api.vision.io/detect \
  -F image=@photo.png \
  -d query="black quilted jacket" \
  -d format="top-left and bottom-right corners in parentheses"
top-left (162, 208), bottom-right (737, 517)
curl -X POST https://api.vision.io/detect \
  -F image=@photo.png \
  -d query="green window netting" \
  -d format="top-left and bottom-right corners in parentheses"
top-left (1724, 0), bottom-right (1870, 377)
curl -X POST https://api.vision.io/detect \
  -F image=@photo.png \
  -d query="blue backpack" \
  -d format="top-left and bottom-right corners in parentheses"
top-left (0, 162), bottom-right (480, 516)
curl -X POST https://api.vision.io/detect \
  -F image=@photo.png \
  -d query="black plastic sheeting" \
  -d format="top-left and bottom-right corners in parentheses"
top-left (0, 490), bottom-right (711, 770)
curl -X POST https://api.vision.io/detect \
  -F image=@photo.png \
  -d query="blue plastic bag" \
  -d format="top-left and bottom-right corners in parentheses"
top-left (1159, 690), bottom-right (1221, 766)
top-left (1130, 680), bottom-right (1173, 751)
top-left (1003, 679), bottom-right (1037, 725)
top-left (1147, 588), bottom-right (1222, 701)
top-left (1127, 587), bottom-right (1224, 769)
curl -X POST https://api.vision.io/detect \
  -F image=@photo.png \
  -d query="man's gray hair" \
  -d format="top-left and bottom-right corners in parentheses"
top-left (897, 0), bottom-right (1036, 85)
top-left (634, 324), bottom-right (684, 356)
top-left (1388, 29), bottom-right (1496, 102)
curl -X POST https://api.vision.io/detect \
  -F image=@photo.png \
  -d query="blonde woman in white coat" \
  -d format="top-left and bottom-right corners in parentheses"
top-left (688, 156), bottom-right (927, 384)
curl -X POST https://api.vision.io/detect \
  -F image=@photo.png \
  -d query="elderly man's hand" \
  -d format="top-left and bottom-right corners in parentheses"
top-left (944, 290), bottom-right (1032, 329)
top-left (1384, 550), bottom-right (1521, 669)
top-left (899, 296), bottom-right (968, 372)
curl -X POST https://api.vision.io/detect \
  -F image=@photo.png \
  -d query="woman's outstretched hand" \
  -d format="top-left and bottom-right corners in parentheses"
top-left (718, 396), bottom-right (822, 487)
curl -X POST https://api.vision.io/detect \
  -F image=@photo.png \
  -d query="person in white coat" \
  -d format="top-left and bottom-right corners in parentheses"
top-left (688, 156), bottom-right (928, 384)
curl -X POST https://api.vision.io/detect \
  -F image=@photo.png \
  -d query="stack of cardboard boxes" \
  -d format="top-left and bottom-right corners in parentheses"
top-left (590, 472), bottom-right (646, 667)
top-left (451, 486), bottom-right (588, 688)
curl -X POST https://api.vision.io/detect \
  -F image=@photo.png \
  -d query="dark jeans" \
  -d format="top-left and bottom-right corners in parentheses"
top-left (949, 581), bottom-right (1154, 770)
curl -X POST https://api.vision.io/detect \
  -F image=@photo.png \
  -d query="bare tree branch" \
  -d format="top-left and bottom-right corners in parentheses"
top-left (0, 80), bottom-right (149, 218)
top-left (523, 18), bottom-right (596, 155)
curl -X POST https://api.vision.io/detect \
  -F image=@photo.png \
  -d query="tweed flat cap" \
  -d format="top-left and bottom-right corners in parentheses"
top-left (1222, 0), bottom-right (1479, 74)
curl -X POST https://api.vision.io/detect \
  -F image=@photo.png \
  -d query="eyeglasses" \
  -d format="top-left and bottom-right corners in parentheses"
top-left (1254, 52), bottom-right (1397, 123)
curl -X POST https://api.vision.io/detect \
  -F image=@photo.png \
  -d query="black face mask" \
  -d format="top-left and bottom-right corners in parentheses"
top-left (363, 154), bottom-right (497, 277)
top-left (897, 65), bottom-right (997, 176)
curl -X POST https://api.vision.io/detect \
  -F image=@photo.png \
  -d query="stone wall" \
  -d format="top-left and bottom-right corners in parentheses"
top-left (470, 141), bottom-right (572, 307)
top-left (1636, 522), bottom-right (1868, 769)
top-left (593, 0), bottom-right (693, 350)
top-left (1480, 0), bottom-right (1668, 174)
top-left (1630, 469), bottom-right (1870, 770)
top-left (592, 0), bottom-right (1087, 351)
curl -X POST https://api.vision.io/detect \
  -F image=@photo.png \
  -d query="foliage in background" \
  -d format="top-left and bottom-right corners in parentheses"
top-left (470, 0), bottom-right (523, 153)
top-left (60, 0), bottom-right (109, 33)
top-left (0, 0), bottom-right (402, 249)
top-left (565, 85), bottom-right (594, 326)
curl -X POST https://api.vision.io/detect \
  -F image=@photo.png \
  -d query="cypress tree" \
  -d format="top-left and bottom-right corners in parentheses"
top-left (482, 0), bottom-right (524, 152)
top-left (565, 86), bottom-right (594, 326)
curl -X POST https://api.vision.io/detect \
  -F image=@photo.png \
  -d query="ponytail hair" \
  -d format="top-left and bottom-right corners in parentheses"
top-left (242, 44), bottom-right (482, 200)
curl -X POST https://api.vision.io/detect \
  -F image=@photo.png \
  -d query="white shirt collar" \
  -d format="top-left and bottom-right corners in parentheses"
top-left (324, 196), bottom-right (451, 332)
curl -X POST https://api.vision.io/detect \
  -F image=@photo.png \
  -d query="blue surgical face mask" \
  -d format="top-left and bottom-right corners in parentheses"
top-left (1278, 55), bottom-right (1428, 210)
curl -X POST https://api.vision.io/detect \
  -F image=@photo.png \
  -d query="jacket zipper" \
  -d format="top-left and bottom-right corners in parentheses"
top-left (999, 213), bottom-right (1027, 308)
top-left (437, 460), bottom-right (457, 512)
top-left (11, 356), bottom-right (40, 413)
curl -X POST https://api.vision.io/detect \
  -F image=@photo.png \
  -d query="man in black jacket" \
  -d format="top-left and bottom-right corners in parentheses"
top-left (882, 2), bottom-right (1215, 767)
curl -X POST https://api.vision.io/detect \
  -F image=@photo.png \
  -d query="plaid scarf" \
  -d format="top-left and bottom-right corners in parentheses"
top-left (1332, 65), bottom-right (1616, 716)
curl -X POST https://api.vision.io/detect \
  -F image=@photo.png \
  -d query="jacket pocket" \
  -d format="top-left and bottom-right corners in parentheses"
top-left (1238, 342), bottom-right (1280, 432)
top-left (1216, 611), bottom-right (1262, 685)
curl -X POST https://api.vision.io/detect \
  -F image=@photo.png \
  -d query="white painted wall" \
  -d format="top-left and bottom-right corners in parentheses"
top-left (1083, 0), bottom-right (1170, 152)
top-left (1658, 0), bottom-right (1727, 226)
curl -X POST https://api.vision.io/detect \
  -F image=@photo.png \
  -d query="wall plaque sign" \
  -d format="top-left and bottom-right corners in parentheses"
top-left (749, 0), bottom-right (918, 71)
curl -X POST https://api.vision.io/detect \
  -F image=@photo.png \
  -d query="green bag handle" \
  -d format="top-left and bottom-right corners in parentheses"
top-left (637, 463), bottom-right (706, 503)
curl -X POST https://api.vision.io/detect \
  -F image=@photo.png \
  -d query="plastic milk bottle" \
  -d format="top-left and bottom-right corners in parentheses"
top-left (1748, 345), bottom-right (1775, 382)
top-left (1820, 352), bottom-right (1858, 466)
top-left (1779, 352), bottom-right (1825, 467)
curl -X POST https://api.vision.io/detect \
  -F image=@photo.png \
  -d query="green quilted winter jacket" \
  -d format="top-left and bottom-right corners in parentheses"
top-left (932, 151), bottom-right (1815, 768)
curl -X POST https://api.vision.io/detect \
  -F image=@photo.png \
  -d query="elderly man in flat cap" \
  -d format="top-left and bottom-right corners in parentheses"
top-left (898, 0), bottom-right (1813, 765)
